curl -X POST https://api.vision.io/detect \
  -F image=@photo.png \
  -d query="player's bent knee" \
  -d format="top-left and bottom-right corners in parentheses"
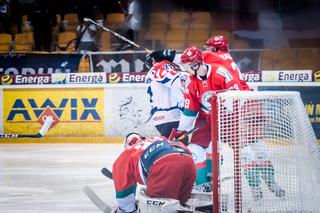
top-left (188, 143), bottom-right (206, 164)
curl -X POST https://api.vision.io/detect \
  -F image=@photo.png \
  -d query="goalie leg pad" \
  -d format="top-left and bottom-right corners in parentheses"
top-left (138, 188), bottom-right (180, 213)
top-left (260, 165), bottom-right (286, 198)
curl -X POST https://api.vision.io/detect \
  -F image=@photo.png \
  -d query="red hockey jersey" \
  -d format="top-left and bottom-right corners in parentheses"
top-left (182, 63), bottom-right (251, 117)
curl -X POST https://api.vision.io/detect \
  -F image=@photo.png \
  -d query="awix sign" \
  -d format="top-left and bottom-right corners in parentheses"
top-left (91, 52), bottom-right (148, 72)
top-left (0, 53), bottom-right (82, 74)
top-left (3, 88), bottom-right (105, 136)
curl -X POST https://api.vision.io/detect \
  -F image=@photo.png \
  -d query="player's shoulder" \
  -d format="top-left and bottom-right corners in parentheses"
top-left (202, 51), bottom-right (219, 59)
top-left (203, 51), bottom-right (223, 64)
top-left (203, 51), bottom-right (233, 62)
top-left (148, 61), bottom-right (179, 81)
top-left (208, 63), bottom-right (230, 77)
top-left (153, 60), bottom-right (176, 71)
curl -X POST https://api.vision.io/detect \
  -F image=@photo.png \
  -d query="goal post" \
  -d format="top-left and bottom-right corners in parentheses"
top-left (211, 91), bottom-right (320, 212)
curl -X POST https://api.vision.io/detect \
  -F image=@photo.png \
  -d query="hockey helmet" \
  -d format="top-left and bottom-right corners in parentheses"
top-left (181, 47), bottom-right (204, 76)
top-left (124, 132), bottom-right (144, 148)
top-left (205, 35), bottom-right (229, 52)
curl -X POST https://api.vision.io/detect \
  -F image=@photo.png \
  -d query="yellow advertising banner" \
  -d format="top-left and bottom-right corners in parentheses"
top-left (3, 88), bottom-right (104, 136)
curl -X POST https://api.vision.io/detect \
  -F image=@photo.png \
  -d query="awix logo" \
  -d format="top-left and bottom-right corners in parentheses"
top-left (6, 98), bottom-right (101, 124)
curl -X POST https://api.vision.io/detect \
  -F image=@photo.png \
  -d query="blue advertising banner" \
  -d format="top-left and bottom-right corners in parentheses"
top-left (0, 53), bottom-right (82, 74)
top-left (258, 86), bottom-right (320, 140)
top-left (90, 51), bottom-right (260, 73)
top-left (91, 52), bottom-right (147, 73)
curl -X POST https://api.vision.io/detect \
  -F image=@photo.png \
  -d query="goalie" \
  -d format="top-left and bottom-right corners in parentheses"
top-left (112, 133), bottom-right (196, 213)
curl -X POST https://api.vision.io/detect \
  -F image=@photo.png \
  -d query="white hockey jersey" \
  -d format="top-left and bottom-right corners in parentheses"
top-left (146, 60), bottom-right (187, 126)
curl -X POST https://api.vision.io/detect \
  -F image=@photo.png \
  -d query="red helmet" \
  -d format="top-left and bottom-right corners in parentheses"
top-left (124, 132), bottom-right (144, 148)
top-left (181, 47), bottom-right (203, 64)
top-left (206, 35), bottom-right (228, 52)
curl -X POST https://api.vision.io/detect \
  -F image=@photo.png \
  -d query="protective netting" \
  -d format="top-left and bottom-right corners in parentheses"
top-left (212, 91), bottom-right (320, 212)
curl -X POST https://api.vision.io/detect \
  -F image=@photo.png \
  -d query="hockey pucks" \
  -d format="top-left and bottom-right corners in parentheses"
top-left (108, 73), bottom-right (121, 83)
top-left (1, 75), bottom-right (13, 85)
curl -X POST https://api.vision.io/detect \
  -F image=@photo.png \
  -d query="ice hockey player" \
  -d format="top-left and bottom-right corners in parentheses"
top-left (171, 46), bottom-right (250, 185)
top-left (144, 51), bottom-right (188, 139)
top-left (112, 132), bottom-right (196, 213)
top-left (202, 35), bottom-right (250, 90)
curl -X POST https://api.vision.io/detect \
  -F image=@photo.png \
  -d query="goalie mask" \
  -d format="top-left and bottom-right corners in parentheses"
top-left (181, 47), bottom-right (207, 77)
top-left (124, 132), bottom-right (144, 148)
top-left (205, 35), bottom-right (229, 52)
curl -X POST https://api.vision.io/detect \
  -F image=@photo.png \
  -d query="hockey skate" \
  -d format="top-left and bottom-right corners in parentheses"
top-left (251, 186), bottom-right (263, 201)
top-left (192, 181), bottom-right (212, 193)
top-left (268, 183), bottom-right (286, 198)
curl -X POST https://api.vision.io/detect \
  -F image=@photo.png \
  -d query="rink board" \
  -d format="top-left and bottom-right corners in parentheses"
top-left (0, 82), bottom-right (319, 143)
top-left (0, 84), bottom-right (158, 142)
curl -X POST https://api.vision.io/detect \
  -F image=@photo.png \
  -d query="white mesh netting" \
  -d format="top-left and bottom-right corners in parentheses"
top-left (213, 91), bottom-right (320, 212)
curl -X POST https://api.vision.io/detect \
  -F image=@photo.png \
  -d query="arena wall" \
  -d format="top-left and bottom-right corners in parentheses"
top-left (0, 82), bottom-right (319, 143)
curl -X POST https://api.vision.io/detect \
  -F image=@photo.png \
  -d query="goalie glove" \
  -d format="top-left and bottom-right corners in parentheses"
top-left (168, 128), bottom-right (189, 146)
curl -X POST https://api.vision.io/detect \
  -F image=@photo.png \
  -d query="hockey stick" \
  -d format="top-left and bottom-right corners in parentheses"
top-left (0, 116), bottom-right (53, 138)
top-left (83, 18), bottom-right (186, 73)
top-left (84, 185), bottom-right (204, 213)
top-left (83, 18), bottom-right (152, 52)
top-left (177, 121), bottom-right (207, 141)
top-left (83, 186), bottom-right (113, 213)
top-left (101, 167), bottom-right (113, 180)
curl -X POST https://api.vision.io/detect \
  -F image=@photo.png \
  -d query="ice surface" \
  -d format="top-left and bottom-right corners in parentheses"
top-left (0, 143), bottom-right (123, 213)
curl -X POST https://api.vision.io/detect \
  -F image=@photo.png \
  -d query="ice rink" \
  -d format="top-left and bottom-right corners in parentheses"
top-left (1, 142), bottom-right (319, 213)
top-left (0, 143), bottom-right (123, 213)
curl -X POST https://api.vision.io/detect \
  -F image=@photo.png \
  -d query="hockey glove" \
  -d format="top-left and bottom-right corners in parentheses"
top-left (150, 49), bottom-right (176, 63)
top-left (168, 128), bottom-right (189, 146)
top-left (145, 53), bottom-right (154, 69)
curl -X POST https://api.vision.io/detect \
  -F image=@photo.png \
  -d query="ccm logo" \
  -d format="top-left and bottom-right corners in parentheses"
top-left (146, 200), bottom-right (166, 206)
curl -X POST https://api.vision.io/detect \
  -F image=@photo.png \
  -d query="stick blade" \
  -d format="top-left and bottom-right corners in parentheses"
top-left (39, 116), bottom-right (53, 137)
top-left (101, 168), bottom-right (113, 180)
top-left (83, 186), bottom-right (112, 213)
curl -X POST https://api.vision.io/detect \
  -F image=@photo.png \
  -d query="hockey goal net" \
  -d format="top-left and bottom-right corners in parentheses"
top-left (211, 91), bottom-right (320, 212)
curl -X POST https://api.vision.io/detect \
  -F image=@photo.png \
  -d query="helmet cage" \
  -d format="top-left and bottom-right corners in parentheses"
top-left (124, 133), bottom-right (144, 148)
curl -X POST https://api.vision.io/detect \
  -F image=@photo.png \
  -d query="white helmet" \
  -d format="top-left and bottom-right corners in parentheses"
top-left (124, 132), bottom-right (144, 148)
